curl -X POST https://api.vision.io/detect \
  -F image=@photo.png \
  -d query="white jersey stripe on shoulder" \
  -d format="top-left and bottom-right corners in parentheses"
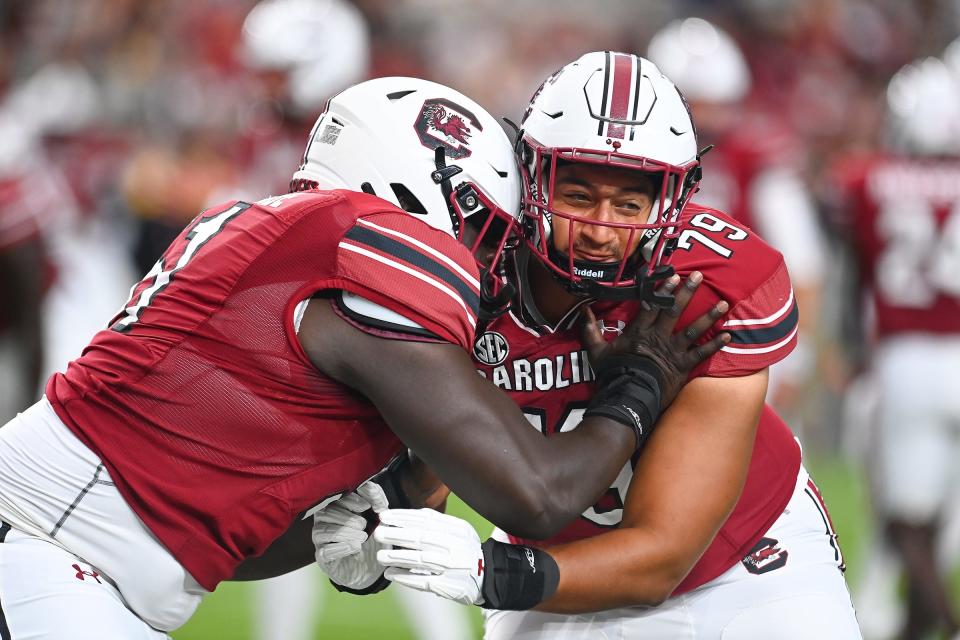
top-left (723, 289), bottom-right (795, 328)
top-left (339, 241), bottom-right (476, 327)
top-left (356, 218), bottom-right (480, 291)
top-left (720, 324), bottom-right (798, 355)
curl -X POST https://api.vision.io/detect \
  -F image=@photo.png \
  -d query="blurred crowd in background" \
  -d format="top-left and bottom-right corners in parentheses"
top-left (2, 1), bottom-right (960, 638)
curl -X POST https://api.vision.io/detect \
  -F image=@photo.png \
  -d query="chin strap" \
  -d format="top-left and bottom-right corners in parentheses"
top-left (546, 244), bottom-right (676, 306)
top-left (431, 146), bottom-right (464, 237)
top-left (476, 262), bottom-right (517, 331)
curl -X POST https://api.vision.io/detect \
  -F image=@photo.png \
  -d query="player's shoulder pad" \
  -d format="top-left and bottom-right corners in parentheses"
top-left (336, 290), bottom-right (438, 337)
top-left (334, 206), bottom-right (481, 351)
top-left (673, 205), bottom-right (797, 376)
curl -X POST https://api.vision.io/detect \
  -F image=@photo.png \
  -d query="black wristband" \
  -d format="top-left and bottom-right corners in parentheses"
top-left (372, 454), bottom-right (413, 509)
top-left (329, 572), bottom-right (391, 596)
top-left (591, 353), bottom-right (666, 391)
top-left (479, 539), bottom-right (560, 610)
top-left (584, 355), bottom-right (664, 449)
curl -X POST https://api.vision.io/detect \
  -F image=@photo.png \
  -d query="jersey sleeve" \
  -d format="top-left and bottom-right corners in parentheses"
top-left (702, 259), bottom-right (799, 377)
top-left (332, 211), bottom-right (481, 351)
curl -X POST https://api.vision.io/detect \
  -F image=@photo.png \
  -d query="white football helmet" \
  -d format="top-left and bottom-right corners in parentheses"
top-left (241, 0), bottom-right (369, 115)
top-left (292, 76), bottom-right (522, 317)
top-left (517, 51), bottom-right (701, 301)
top-left (647, 18), bottom-right (750, 104)
top-left (886, 57), bottom-right (960, 156)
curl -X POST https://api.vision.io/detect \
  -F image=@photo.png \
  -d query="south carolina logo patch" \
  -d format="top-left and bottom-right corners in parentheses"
top-left (741, 536), bottom-right (789, 575)
top-left (414, 98), bottom-right (482, 159)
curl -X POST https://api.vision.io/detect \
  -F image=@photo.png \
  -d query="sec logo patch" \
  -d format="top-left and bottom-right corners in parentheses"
top-left (473, 331), bottom-right (509, 366)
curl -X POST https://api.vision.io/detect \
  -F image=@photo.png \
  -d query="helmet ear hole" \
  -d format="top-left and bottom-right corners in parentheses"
top-left (389, 183), bottom-right (428, 215)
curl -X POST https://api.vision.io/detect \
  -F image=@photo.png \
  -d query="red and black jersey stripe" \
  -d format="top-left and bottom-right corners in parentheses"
top-left (725, 297), bottom-right (799, 348)
top-left (341, 224), bottom-right (480, 318)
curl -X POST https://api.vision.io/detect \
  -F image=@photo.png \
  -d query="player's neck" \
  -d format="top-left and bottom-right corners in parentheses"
top-left (528, 257), bottom-right (583, 326)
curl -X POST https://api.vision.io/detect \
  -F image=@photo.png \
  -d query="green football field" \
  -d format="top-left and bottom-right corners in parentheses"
top-left (170, 456), bottom-right (951, 639)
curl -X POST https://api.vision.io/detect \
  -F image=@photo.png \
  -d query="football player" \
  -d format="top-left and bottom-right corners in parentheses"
top-left (0, 113), bottom-right (71, 422)
top-left (360, 53), bottom-right (862, 638)
top-left (830, 57), bottom-right (960, 640)
top-left (0, 76), bottom-right (726, 638)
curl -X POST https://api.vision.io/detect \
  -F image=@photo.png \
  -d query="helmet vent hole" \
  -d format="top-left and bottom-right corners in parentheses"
top-left (390, 183), bottom-right (428, 215)
top-left (330, 117), bottom-right (346, 127)
top-left (360, 182), bottom-right (377, 195)
top-left (386, 90), bottom-right (417, 101)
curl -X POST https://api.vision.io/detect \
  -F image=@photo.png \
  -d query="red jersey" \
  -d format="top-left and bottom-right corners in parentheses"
top-left (475, 204), bottom-right (801, 594)
top-left (831, 153), bottom-right (960, 337)
top-left (47, 189), bottom-right (480, 590)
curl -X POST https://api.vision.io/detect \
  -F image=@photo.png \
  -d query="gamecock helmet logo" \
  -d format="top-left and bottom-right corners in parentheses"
top-left (414, 98), bottom-right (482, 159)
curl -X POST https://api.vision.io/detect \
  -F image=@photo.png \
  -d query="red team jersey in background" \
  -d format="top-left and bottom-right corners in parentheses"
top-left (832, 153), bottom-right (960, 337)
top-left (474, 203), bottom-right (802, 595)
top-left (696, 118), bottom-right (803, 233)
top-left (46, 189), bottom-right (480, 590)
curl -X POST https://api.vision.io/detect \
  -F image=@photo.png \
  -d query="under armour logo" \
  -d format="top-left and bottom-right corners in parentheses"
top-left (599, 319), bottom-right (626, 336)
top-left (73, 563), bottom-right (102, 583)
top-left (477, 558), bottom-right (484, 576)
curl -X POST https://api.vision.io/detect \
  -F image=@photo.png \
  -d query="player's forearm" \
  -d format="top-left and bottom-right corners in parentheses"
top-left (398, 453), bottom-right (450, 510)
top-left (420, 413), bottom-right (635, 540)
top-left (535, 527), bottom-right (695, 612)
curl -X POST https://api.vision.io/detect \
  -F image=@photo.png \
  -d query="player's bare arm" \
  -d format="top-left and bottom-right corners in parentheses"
top-left (234, 274), bottom-right (726, 581)
top-left (297, 274), bottom-right (729, 541)
top-left (537, 369), bottom-right (768, 612)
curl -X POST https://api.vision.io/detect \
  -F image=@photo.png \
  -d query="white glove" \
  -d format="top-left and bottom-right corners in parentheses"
top-left (374, 508), bottom-right (484, 606)
top-left (313, 481), bottom-right (389, 591)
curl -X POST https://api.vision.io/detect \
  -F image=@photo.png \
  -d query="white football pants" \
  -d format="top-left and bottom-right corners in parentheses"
top-left (872, 335), bottom-right (960, 523)
top-left (0, 398), bottom-right (208, 638)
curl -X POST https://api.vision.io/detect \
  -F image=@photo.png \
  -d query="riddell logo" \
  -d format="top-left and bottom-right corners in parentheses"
top-left (414, 98), bottom-right (483, 160)
top-left (573, 266), bottom-right (604, 278)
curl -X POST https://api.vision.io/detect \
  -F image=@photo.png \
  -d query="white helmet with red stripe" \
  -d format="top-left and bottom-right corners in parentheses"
top-left (517, 51), bottom-right (701, 301)
top-left (291, 76), bottom-right (522, 319)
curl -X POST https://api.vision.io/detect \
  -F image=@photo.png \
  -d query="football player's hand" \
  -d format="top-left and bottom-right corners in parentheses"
top-left (582, 271), bottom-right (731, 407)
top-left (374, 508), bottom-right (484, 605)
top-left (313, 481), bottom-right (391, 592)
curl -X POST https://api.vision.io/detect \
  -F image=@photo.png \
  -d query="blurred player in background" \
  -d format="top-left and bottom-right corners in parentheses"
top-left (323, 52), bottom-right (861, 638)
top-left (0, 115), bottom-right (57, 422)
top-left (4, 60), bottom-right (139, 391)
top-left (828, 56), bottom-right (960, 640)
top-left (0, 76), bottom-right (725, 639)
top-left (648, 18), bottom-right (828, 426)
